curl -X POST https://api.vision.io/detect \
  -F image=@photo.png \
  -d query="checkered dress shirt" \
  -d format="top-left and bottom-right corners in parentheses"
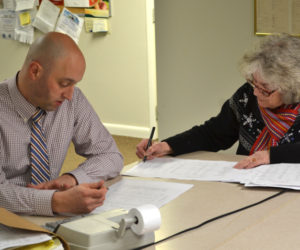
top-left (0, 75), bottom-right (123, 216)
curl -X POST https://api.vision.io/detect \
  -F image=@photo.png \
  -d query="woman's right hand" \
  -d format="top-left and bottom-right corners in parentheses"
top-left (136, 139), bottom-right (173, 160)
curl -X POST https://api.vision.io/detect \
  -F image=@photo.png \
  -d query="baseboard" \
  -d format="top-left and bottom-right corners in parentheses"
top-left (103, 123), bottom-right (158, 139)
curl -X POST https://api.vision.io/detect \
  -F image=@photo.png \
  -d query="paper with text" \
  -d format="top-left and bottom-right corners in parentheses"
top-left (55, 8), bottom-right (83, 44)
top-left (0, 10), bottom-right (17, 40)
top-left (92, 178), bottom-right (193, 214)
top-left (15, 0), bottom-right (36, 11)
top-left (248, 163), bottom-right (300, 188)
top-left (124, 158), bottom-right (300, 190)
top-left (33, 0), bottom-right (60, 33)
top-left (124, 158), bottom-right (253, 183)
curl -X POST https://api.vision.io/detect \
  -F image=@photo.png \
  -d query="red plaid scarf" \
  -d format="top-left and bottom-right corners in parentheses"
top-left (250, 104), bottom-right (300, 154)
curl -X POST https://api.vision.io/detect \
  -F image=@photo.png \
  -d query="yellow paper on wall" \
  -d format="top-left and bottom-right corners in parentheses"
top-left (19, 12), bottom-right (31, 26)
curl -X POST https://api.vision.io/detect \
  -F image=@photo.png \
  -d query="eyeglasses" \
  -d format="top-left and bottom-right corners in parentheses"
top-left (247, 78), bottom-right (277, 97)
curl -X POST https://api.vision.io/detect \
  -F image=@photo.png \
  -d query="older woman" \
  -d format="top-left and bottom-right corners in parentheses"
top-left (136, 33), bottom-right (300, 169)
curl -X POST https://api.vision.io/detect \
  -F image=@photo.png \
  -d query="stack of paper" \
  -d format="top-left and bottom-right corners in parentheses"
top-left (0, 224), bottom-right (63, 250)
top-left (123, 158), bottom-right (300, 190)
top-left (0, 208), bottom-right (68, 250)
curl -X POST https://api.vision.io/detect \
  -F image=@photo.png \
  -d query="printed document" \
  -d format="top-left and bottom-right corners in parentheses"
top-left (55, 8), bottom-right (83, 44)
top-left (124, 158), bottom-right (300, 190)
top-left (33, 0), bottom-right (60, 33)
top-left (0, 10), bottom-right (17, 40)
top-left (124, 158), bottom-right (254, 183)
top-left (92, 178), bottom-right (193, 214)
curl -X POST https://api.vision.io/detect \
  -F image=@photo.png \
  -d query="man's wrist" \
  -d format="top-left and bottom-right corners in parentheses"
top-left (52, 191), bottom-right (63, 214)
top-left (62, 173), bottom-right (78, 185)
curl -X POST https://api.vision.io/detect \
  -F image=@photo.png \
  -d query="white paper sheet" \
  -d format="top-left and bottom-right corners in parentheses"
top-left (15, 0), bottom-right (35, 11)
top-left (55, 8), bottom-right (83, 44)
top-left (92, 178), bottom-right (193, 214)
top-left (124, 158), bottom-right (300, 190)
top-left (15, 9), bottom-right (36, 44)
top-left (85, 17), bottom-right (108, 32)
top-left (0, 224), bottom-right (52, 249)
top-left (64, 0), bottom-right (89, 7)
top-left (33, 0), bottom-right (60, 33)
top-left (0, 10), bottom-right (17, 40)
top-left (3, 0), bottom-right (16, 10)
top-left (124, 158), bottom-right (254, 183)
top-left (247, 163), bottom-right (300, 189)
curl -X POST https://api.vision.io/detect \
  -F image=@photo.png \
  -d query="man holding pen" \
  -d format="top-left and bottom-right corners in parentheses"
top-left (0, 32), bottom-right (123, 216)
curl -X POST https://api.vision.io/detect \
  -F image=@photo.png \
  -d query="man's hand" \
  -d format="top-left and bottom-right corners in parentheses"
top-left (52, 180), bottom-right (107, 214)
top-left (234, 150), bottom-right (270, 169)
top-left (27, 174), bottom-right (77, 191)
top-left (136, 139), bottom-right (173, 160)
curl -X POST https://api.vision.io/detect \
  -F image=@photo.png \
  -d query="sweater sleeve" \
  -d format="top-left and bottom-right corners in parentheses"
top-left (164, 99), bottom-right (239, 156)
top-left (270, 143), bottom-right (300, 163)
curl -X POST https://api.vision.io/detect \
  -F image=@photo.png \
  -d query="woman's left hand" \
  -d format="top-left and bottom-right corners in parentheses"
top-left (234, 150), bottom-right (270, 169)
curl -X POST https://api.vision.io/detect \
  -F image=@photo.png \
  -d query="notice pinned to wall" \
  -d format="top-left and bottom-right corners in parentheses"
top-left (55, 8), bottom-right (83, 44)
top-left (0, 7), bottom-right (36, 44)
top-left (33, 0), bottom-right (60, 33)
top-left (0, 0), bottom-right (111, 44)
top-left (64, 0), bottom-right (90, 8)
top-left (85, 17), bottom-right (108, 32)
top-left (0, 10), bottom-right (17, 40)
top-left (66, 0), bottom-right (111, 17)
top-left (15, 0), bottom-right (36, 11)
top-left (15, 8), bottom-right (36, 44)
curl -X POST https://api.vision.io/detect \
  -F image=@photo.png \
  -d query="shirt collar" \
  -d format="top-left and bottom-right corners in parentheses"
top-left (8, 73), bottom-right (37, 122)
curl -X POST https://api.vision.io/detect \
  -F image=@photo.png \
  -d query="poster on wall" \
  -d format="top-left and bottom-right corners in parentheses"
top-left (64, 0), bottom-right (111, 17)
top-left (55, 8), bottom-right (83, 44)
top-left (38, 0), bottom-right (64, 5)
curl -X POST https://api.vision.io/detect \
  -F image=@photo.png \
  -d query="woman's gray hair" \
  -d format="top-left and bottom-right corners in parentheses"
top-left (239, 33), bottom-right (300, 104)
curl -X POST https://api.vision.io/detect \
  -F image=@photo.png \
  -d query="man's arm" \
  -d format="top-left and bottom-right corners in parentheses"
top-left (65, 88), bottom-right (123, 184)
top-left (0, 181), bottom-right (55, 216)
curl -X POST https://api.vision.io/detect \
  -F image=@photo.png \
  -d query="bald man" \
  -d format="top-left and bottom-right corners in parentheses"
top-left (0, 32), bottom-right (123, 216)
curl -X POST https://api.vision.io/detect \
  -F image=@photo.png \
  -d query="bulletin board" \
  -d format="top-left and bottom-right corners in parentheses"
top-left (255, 0), bottom-right (300, 36)
top-left (0, 0), bottom-right (111, 45)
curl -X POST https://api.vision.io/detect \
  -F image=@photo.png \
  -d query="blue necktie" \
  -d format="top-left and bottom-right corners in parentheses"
top-left (30, 109), bottom-right (50, 184)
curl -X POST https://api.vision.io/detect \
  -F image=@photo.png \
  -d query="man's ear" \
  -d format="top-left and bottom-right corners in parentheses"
top-left (28, 61), bottom-right (43, 80)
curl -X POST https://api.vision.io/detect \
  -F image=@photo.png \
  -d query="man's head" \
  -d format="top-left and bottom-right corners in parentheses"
top-left (18, 32), bottom-right (86, 111)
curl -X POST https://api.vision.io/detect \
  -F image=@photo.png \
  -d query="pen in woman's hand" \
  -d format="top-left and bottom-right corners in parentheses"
top-left (143, 127), bottom-right (156, 162)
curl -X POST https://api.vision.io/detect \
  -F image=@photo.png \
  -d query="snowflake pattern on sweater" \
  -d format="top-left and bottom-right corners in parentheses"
top-left (229, 83), bottom-right (300, 152)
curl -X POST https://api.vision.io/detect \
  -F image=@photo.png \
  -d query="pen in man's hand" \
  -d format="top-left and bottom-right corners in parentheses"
top-left (143, 126), bottom-right (156, 162)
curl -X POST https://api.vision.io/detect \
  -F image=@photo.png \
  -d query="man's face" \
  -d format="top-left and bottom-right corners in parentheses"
top-left (32, 54), bottom-right (85, 111)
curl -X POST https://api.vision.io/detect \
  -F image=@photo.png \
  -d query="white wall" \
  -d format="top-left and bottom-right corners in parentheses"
top-left (0, 0), bottom-right (157, 138)
top-left (155, 0), bottom-right (259, 154)
top-left (0, 0), bottom-right (262, 146)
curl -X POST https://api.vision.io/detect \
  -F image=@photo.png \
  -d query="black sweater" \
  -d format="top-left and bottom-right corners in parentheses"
top-left (164, 83), bottom-right (300, 164)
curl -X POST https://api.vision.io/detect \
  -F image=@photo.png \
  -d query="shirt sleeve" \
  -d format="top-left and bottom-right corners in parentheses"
top-left (0, 183), bottom-right (55, 216)
top-left (164, 99), bottom-right (239, 156)
top-left (0, 134), bottom-right (56, 216)
top-left (67, 89), bottom-right (123, 184)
